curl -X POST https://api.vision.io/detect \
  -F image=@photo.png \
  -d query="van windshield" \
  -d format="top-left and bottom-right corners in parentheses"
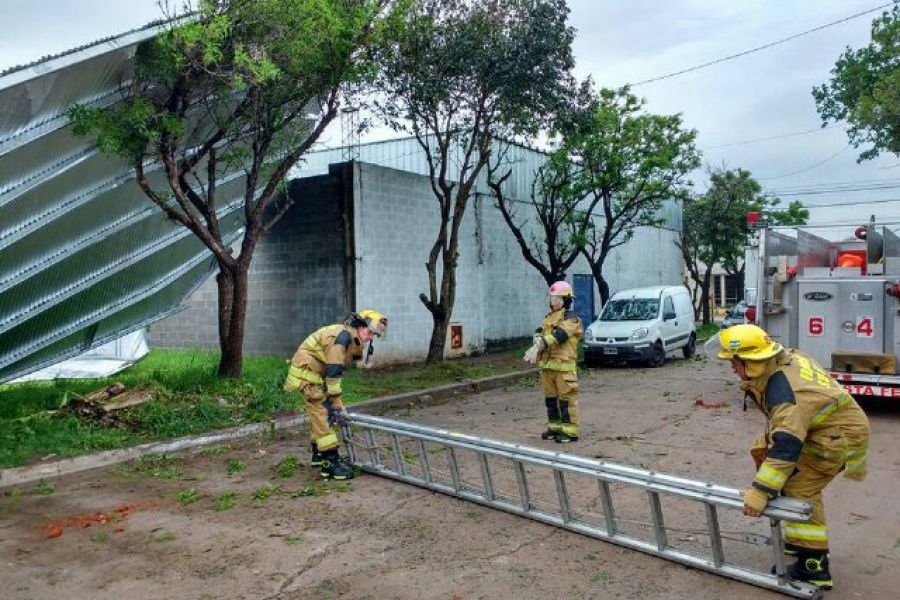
top-left (599, 298), bottom-right (660, 321)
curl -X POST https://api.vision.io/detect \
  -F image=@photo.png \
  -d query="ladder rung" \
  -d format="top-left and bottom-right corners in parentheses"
top-left (390, 433), bottom-right (404, 475)
top-left (553, 469), bottom-right (571, 523)
top-left (514, 460), bottom-right (531, 511)
top-left (705, 503), bottom-right (725, 567)
top-left (447, 447), bottom-right (461, 492)
top-left (417, 439), bottom-right (432, 483)
top-left (598, 480), bottom-right (616, 536)
top-left (478, 453), bottom-right (495, 501)
top-left (647, 491), bottom-right (668, 551)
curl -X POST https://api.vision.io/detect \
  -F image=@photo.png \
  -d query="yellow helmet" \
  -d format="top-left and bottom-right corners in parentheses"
top-left (717, 324), bottom-right (782, 361)
top-left (357, 309), bottom-right (388, 336)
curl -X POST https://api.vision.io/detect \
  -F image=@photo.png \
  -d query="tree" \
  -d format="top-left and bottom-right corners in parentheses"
top-left (487, 145), bottom-right (599, 286)
top-left (372, 0), bottom-right (575, 363)
top-left (678, 168), bottom-right (808, 324)
top-left (567, 87), bottom-right (700, 305)
top-left (70, 0), bottom-right (403, 378)
top-left (813, 4), bottom-right (900, 162)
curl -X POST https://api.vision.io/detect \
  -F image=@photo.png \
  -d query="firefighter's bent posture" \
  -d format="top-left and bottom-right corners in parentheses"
top-left (717, 324), bottom-right (870, 590)
top-left (524, 281), bottom-right (583, 443)
top-left (284, 310), bottom-right (388, 480)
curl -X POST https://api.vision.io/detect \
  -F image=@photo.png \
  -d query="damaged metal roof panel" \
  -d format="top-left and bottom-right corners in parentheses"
top-left (0, 23), bottom-right (246, 383)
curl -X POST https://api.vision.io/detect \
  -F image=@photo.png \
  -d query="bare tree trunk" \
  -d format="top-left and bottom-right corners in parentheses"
top-left (216, 265), bottom-right (234, 355)
top-left (426, 312), bottom-right (450, 364)
top-left (218, 264), bottom-right (249, 378)
top-left (700, 265), bottom-right (714, 325)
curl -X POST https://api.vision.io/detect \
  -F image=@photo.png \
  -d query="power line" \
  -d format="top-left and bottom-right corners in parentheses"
top-left (772, 196), bottom-right (900, 208)
top-left (702, 126), bottom-right (840, 150)
top-left (757, 145), bottom-right (849, 180)
top-left (630, 3), bottom-right (894, 87)
top-left (766, 181), bottom-right (900, 197)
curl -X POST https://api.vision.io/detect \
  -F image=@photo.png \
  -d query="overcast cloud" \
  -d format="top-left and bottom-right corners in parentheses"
top-left (2, 0), bottom-right (897, 233)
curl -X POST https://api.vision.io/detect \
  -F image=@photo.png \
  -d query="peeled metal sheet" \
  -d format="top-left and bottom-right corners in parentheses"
top-left (0, 21), bottom-right (247, 383)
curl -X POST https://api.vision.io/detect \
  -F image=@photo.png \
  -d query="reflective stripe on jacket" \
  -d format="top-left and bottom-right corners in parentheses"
top-left (537, 308), bottom-right (583, 372)
top-left (742, 349), bottom-right (871, 500)
top-left (283, 324), bottom-right (364, 402)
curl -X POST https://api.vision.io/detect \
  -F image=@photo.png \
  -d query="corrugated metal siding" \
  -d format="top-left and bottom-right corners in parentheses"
top-left (0, 23), bottom-right (248, 383)
top-left (297, 137), bottom-right (682, 230)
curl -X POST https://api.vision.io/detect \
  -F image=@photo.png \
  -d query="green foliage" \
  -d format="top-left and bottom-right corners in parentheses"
top-left (32, 480), bottom-right (56, 495)
top-left (227, 458), bottom-right (247, 475)
top-left (0, 347), bottom-right (523, 469)
top-left (563, 85), bottom-right (701, 302)
top-left (283, 534), bottom-right (304, 545)
top-left (215, 491), bottom-right (238, 511)
top-left (176, 488), bottom-right (201, 505)
top-left (153, 532), bottom-right (177, 543)
top-left (201, 445), bottom-right (229, 456)
top-left (813, 5), bottom-right (899, 161)
top-left (273, 456), bottom-right (300, 479)
top-left (251, 483), bottom-right (280, 501)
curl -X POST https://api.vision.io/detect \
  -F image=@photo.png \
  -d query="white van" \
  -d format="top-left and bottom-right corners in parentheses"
top-left (583, 285), bottom-right (696, 368)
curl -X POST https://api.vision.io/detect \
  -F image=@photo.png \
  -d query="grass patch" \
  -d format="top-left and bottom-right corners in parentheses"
top-left (215, 491), bottom-right (237, 512)
top-left (133, 454), bottom-right (184, 480)
top-left (152, 532), bottom-right (176, 543)
top-left (288, 481), bottom-right (353, 497)
top-left (283, 534), bottom-right (304, 545)
top-left (90, 532), bottom-right (109, 543)
top-left (201, 445), bottom-right (229, 456)
top-left (226, 459), bottom-right (246, 475)
top-left (273, 456), bottom-right (300, 479)
top-left (32, 480), bottom-right (55, 495)
top-left (251, 484), bottom-right (280, 501)
top-left (0, 347), bottom-right (526, 469)
top-left (695, 323), bottom-right (719, 343)
top-left (176, 488), bottom-right (200, 505)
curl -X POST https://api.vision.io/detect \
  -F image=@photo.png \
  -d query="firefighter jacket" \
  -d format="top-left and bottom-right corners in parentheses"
top-left (283, 324), bottom-right (365, 406)
top-left (741, 349), bottom-right (870, 511)
top-left (537, 308), bottom-right (583, 372)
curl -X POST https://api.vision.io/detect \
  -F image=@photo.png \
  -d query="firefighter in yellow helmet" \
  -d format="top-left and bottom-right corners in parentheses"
top-left (716, 324), bottom-right (870, 590)
top-left (524, 281), bottom-right (583, 443)
top-left (283, 310), bottom-right (388, 480)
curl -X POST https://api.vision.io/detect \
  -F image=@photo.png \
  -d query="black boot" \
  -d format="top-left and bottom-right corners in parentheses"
top-left (541, 429), bottom-right (558, 440)
top-left (310, 443), bottom-right (324, 467)
top-left (786, 551), bottom-right (832, 590)
top-left (554, 432), bottom-right (579, 444)
top-left (320, 448), bottom-right (354, 480)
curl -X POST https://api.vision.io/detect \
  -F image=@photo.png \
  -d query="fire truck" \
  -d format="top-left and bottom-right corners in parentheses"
top-left (746, 214), bottom-right (900, 399)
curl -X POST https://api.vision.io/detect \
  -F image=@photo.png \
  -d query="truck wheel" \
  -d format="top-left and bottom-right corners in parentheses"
top-left (647, 341), bottom-right (666, 368)
top-left (584, 355), bottom-right (600, 368)
top-left (682, 334), bottom-right (696, 358)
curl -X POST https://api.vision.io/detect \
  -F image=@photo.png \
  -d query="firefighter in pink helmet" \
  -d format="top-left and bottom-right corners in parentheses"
top-left (524, 281), bottom-right (583, 442)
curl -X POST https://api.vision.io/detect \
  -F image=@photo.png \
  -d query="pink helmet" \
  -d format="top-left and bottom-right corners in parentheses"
top-left (547, 281), bottom-right (573, 298)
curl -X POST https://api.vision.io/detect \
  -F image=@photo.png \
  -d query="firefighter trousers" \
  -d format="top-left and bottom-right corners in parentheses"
top-left (299, 382), bottom-right (340, 452)
top-left (781, 460), bottom-right (842, 552)
top-left (540, 369), bottom-right (579, 436)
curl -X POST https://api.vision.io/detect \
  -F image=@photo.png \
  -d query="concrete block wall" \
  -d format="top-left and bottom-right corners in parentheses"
top-left (353, 162), bottom-right (683, 364)
top-left (148, 170), bottom-right (351, 358)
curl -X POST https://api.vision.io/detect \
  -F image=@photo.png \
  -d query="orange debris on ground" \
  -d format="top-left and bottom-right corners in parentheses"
top-left (693, 397), bottom-right (727, 409)
top-left (45, 501), bottom-right (159, 539)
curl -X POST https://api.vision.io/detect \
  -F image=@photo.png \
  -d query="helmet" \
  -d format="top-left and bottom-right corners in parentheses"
top-left (716, 324), bottom-right (782, 361)
top-left (548, 281), bottom-right (573, 298)
top-left (357, 309), bottom-right (388, 336)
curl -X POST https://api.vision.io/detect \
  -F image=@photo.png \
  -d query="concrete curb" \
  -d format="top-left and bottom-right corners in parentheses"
top-left (0, 368), bottom-right (537, 488)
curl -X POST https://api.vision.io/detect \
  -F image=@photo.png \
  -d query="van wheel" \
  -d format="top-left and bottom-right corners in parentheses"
top-left (647, 341), bottom-right (666, 368)
top-left (682, 334), bottom-right (696, 358)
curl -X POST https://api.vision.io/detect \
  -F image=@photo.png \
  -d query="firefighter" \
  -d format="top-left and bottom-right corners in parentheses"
top-left (716, 324), bottom-right (870, 590)
top-left (524, 281), bottom-right (583, 443)
top-left (283, 310), bottom-right (388, 480)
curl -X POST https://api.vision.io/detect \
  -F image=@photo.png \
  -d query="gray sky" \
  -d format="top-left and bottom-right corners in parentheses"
top-left (2, 0), bottom-right (897, 233)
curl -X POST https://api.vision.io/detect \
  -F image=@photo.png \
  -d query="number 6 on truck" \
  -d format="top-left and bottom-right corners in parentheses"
top-left (808, 316), bottom-right (824, 336)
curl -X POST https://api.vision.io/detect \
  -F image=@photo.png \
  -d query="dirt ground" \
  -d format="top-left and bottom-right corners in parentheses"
top-left (2, 353), bottom-right (899, 600)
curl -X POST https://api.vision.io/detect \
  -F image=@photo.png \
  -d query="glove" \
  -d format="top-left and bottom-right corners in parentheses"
top-left (523, 343), bottom-right (540, 364)
top-left (742, 487), bottom-right (770, 516)
top-left (333, 407), bottom-right (351, 427)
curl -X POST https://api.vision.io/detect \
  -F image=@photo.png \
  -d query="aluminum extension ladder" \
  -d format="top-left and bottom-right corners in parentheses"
top-left (343, 414), bottom-right (822, 599)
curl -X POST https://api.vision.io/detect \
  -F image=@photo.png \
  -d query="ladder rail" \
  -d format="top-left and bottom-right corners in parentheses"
top-left (349, 414), bottom-right (811, 521)
top-left (342, 416), bottom-right (821, 600)
top-left (346, 417), bottom-right (810, 523)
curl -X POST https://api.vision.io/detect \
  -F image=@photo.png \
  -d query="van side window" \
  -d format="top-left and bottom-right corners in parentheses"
top-left (663, 296), bottom-right (675, 316)
top-left (674, 292), bottom-right (692, 316)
